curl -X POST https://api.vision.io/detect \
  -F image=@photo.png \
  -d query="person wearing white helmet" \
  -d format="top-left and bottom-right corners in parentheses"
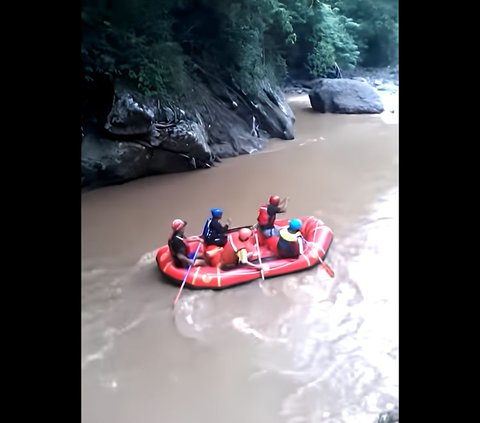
top-left (218, 228), bottom-right (263, 270)
top-left (168, 219), bottom-right (206, 268)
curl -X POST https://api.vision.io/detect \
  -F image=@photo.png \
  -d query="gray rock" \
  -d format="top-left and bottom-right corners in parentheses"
top-left (82, 72), bottom-right (295, 189)
top-left (104, 93), bottom-right (155, 135)
top-left (254, 79), bottom-right (295, 140)
top-left (81, 133), bottom-right (199, 189)
top-left (377, 407), bottom-right (399, 423)
top-left (309, 78), bottom-right (384, 114)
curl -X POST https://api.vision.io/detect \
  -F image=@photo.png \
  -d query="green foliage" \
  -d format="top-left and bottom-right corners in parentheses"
top-left (81, 0), bottom-right (398, 98)
top-left (82, 3), bottom-right (191, 97)
top-left (126, 41), bottom-right (191, 97)
top-left (331, 0), bottom-right (398, 66)
top-left (306, 2), bottom-right (360, 76)
top-left (192, 0), bottom-right (296, 94)
top-left (269, 0), bottom-right (360, 78)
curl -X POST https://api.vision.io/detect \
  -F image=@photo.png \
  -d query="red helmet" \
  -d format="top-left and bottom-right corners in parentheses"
top-left (238, 228), bottom-right (252, 241)
top-left (171, 219), bottom-right (186, 231)
top-left (269, 195), bottom-right (280, 206)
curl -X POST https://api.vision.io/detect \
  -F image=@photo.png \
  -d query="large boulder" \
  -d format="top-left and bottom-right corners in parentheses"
top-left (81, 72), bottom-right (295, 189)
top-left (309, 79), bottom-right (384, 114)
top-left (81, 131), bottom-right (207, 189)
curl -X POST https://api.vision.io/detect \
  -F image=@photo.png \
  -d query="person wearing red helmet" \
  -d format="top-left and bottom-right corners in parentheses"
top-left (168, 219), bottom-right (206, 268)
top-left (257, 195), bottom-right (289, 237)
top-left (218, 228), bottom-right (264, 270)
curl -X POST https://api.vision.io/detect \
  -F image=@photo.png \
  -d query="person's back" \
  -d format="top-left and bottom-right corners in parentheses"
top-left (257, 195), bottom-right (288, 237)
top-left (203, 208), bottom-right (231, 247)
top-left (277, 218), bottom-right (304, 258)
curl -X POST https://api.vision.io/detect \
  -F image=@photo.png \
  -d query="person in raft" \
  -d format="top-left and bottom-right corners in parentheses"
top-left (276, 218), bottom-right (306, 259)
top-left (218, 228), bottom-right (264, 270)
top-left (257, 195), bottom-right (289, 237)
top-left (168, 219), bottom-right (206, 268)
top-left (202, 208), bottom-right (232, 247)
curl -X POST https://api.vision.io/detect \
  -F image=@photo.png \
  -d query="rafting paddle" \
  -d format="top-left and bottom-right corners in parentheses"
top-left (254, 230), bottom-right (265, 280)
top-left (310, 223), bottom-right (335, 278)
top-left (226, 224), bottom-right (255, 233)
top-left (173, 242), bottom-right (202, 306)
top-left (317, 252), bottom-right (335, 278)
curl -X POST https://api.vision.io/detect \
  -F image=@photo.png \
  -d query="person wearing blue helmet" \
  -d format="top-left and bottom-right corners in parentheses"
top-left (276, 218), bottom-right (305, 258)
top-left (202, 207), bottom-right (232, 247)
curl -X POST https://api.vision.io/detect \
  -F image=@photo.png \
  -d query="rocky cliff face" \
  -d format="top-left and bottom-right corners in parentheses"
top-left (81, 69), bottom-right (295, 189)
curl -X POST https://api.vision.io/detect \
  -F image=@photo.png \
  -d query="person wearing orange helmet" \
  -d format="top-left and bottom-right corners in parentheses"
top-left (257, 195), bottom-right (289, 237)
top-left (218, 228), bottom-right (264, 270)
top-left (168, 219), bottom-right (206, 268)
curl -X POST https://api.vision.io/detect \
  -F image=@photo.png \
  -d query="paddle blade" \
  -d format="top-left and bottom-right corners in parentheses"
top-left (321, 261), bottom-right (335, 278)
top-left (311, 247), bottom-right (335, 278)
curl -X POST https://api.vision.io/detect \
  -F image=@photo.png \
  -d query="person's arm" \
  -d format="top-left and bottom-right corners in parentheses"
top-left (237, 248), bottom-right (263, 270)
top-left (221, 218), bottom-right (232, 231)
top-left (297, 235), bottom-right (305, 255)
top-left (212, 219), bottom-right (230, 233)
top-left (170, 237), bottom-right (194, 266)
top-left (176, 252), bottom-right (194, 267)
top-left (278, 197), bottom-right (289, 212)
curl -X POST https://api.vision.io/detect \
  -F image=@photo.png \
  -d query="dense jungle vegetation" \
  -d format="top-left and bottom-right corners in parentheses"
top-left (81, 0), bottom-right (398, 98)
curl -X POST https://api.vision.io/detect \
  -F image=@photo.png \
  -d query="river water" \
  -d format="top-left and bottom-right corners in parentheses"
top-left (81, 93), bottom-right (398, 423)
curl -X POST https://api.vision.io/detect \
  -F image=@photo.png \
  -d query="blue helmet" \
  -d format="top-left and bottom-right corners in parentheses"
top-left (211, 208), bottom-right (223, 217)
top-left (289, 218), bottom-right (302, 231)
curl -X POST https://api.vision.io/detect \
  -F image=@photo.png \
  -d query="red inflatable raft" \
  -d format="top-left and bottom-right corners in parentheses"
top-left (156, 216), bottom-right (333, 289)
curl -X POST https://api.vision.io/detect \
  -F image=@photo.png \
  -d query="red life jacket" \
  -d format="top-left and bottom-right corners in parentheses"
top-left (257, 204), bottom-right (270, 226)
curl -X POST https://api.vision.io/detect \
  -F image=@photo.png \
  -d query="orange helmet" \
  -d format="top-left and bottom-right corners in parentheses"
top-left (171, 219), bottom-right (186, 231)
top-left (269, 195), bottom-right (280, 206)
top-left (238, 228), bottom-right (252, 241)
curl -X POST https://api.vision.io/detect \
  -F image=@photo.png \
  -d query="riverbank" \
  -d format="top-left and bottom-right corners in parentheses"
top-left (284, 66), bottom-right (399, 94)
top-left (284, 66), bottom-right (398, 121)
